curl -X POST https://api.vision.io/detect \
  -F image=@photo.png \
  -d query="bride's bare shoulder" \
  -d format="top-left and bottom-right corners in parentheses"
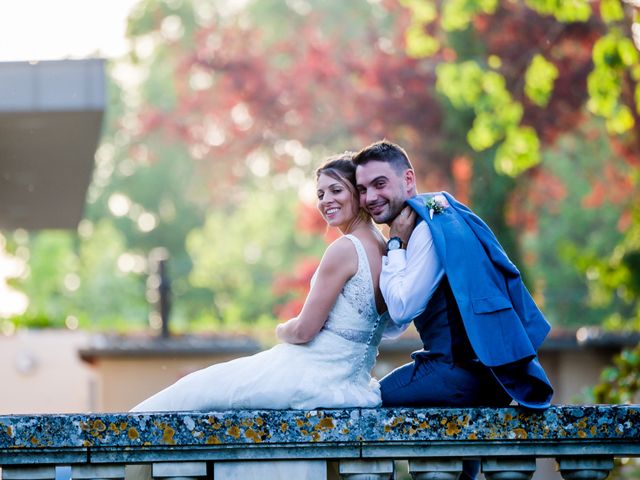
top-left (351, 229), bottom-right (386, 257)
top-left (324, 235), bottom-right (357, 258)
top-left (318, 236), bottom-right (358, 274)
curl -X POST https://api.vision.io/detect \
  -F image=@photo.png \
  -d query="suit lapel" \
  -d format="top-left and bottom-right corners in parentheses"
top-left (407, 195), bottom-right (447, 266)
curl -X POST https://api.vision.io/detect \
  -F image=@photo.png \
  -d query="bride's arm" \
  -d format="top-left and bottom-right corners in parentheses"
top-left (276, 237), bottom-right (357, 344)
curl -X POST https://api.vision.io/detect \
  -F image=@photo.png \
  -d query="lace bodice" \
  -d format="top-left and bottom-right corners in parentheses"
top-left (319, 234), bottom-right (387, 347)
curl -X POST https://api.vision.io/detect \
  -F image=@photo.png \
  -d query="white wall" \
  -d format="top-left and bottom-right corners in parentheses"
top-left (0, 329), bottom-right (94, 414)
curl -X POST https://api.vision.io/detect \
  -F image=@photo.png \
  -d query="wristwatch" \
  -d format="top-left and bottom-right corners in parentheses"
top-left (387, 236), bottom-right (403, 253)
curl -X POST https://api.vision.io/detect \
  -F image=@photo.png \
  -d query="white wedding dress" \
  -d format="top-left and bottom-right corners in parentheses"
top-left (131, 234), bottom-right (388, 413)
top-left (127, 235), bottom-right (388, 478)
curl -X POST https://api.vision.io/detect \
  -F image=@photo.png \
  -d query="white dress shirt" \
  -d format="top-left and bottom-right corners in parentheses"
top-left (381, 220), bottom-right (444, 338)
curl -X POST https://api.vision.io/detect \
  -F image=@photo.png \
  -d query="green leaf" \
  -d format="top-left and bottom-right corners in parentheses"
top-left (525, 54), bottom-right (559, 106)
top-left (621, 349), bottom-right (640, 367)
top-left (436, 61), bottom-right (484, 108)
top-left (441, 0), bottom-right (499, 31)
top-left (618, 37), bottom-right (640, 66)
top-left (601, 366), bottom-right (619, 382)
top-left (593, 31), bottom-right (639, 70)
top-left (494, 126), bottom-right (541, 176)
top-left (479, 0), bottom-right (499, 12)
top-left (593, 33), bottom-right (619, 68)
top-left (468, 112), bottom-right (502, 150)
top-left (438, 62), bottom-right (526, 158)
top-left (405, 24), bottom-right (440, 58)
top-left (605, 104), bottom-right (635, 134)
top-left (399, 0), bottom-right (438, 23)
top-left (481, 70), bottom-right (507, 96)
top-left (524, 0), bottom-right (592, 22)
top-left (487, 55), bottom-right (502, 69)
top-left (587, 66), bottom-right (621, 116)
top-left (442, 0), bottom-right (474, 31)
top-left (600, 0), bottom-right (624, 23)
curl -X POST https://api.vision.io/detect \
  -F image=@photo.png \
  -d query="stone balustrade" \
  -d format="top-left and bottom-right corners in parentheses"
top-left (0, 405), bottom-right (638, 479)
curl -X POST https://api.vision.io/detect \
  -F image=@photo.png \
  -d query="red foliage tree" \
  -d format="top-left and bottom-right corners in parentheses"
top-left (125, 1), bottom-right (468, 318)
top-left (464, 2), bottom-right (640, 234)
top-left (131, 2), bottom-right (457, 197)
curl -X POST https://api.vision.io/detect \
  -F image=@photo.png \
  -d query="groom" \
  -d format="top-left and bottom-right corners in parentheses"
top-left (353, 141), bottom-right (553, 480)
top-left (353, 140), bottom-right (553, 410)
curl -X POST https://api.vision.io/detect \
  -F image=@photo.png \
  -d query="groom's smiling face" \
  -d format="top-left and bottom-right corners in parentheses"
top-left (356, 160), bottom-right (414, 225)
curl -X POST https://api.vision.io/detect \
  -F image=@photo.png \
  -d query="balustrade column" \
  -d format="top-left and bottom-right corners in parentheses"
top-left (214, 460), bottom-right (326, 479)
top-left (2, 466), bottom-right (56, 480)
top-left (338, 460), bottom-right (394, 480)
top-left (408, 458), bottom-right (463, 480)
top-left (72, 464), bottom-right (125, 480)
top-left (152, 462), bottom-right (207, 480)
top-left (557, 457), bottom-right (614, 480)
top-left (481, 457), bottom-right (536, 480)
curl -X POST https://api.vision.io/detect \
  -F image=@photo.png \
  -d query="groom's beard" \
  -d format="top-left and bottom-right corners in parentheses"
top-left (367, 197), bottom-right (406, 225)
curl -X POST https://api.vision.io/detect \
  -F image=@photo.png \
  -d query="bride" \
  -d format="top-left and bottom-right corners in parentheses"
top-left (130, 152), bottom-right (389, 413)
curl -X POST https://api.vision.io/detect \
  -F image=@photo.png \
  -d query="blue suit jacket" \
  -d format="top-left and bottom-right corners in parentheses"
top-left (407, 192), bottom-right (553, 408)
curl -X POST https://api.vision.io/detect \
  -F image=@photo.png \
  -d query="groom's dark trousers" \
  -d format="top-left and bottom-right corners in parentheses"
top-left (380, 278), bottom-right (511, 407)
top-left (380, 278), bottom-right (512, 480)
top-left (380, 192), bottom-right (554, 480)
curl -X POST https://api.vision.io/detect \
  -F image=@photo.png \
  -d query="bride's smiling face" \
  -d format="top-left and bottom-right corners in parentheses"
top-left (316, 173), bottom-right (359, 229)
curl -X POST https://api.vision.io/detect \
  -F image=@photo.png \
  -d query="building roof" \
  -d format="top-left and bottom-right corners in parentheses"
top-left (77, 326), bottom-right (640, 364)
top-left (0, 59), bottom-right (105, 230)
top-left (78, 333), bottom-right (262, 363)
top-left (378, 326), bottom-right (640, 354)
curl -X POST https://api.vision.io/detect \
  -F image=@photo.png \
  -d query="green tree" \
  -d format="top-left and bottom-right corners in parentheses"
top-left (511, 121), bottom-right (630, 327)
top-left (400, 0), bottom-right (640, 413)
top-left (6, 230), bottom-right (77, 328)
top-left (186, 179), bottom-right (326, 327)
top-left (114, 0), bottom-right (489, 325)
top-left (7, 221), bottom-right (148, 330)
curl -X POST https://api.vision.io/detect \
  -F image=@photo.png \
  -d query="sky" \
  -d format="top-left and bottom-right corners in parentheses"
top-left (0, 0), bottom-right (140, 61)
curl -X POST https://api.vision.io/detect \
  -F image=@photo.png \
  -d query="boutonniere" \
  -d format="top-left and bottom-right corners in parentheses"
top-left (424, 195), bottom-right (449, 219)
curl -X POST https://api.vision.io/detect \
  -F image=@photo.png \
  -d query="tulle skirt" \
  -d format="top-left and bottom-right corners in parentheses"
top-left (131, 330), bottom-right (381, 412)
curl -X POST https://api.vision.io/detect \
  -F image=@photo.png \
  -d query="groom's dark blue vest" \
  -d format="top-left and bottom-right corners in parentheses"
top-left (407, 193), bottom-right (553, 409)
top-left (413, 276), bottom-right (474, 365)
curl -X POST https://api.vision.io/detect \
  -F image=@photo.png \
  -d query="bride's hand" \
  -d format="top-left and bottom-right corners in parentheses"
top-left (390, 206), bottom-right (416, 246)
top-left (276, 318), bottom-right (297, 342)
top-left (275, 322), bottom-right (284, 340)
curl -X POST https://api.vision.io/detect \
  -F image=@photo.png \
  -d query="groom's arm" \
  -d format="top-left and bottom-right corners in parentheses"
top-left (380, 221), bottom-right (444, 325)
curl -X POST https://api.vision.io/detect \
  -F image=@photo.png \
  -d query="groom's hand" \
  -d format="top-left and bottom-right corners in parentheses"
top-left (390, 206), bottom-right (416, 247)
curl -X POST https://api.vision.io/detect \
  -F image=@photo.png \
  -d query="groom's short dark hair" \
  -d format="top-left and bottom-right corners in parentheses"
top-left (352, 140), bottom-right (413, 174)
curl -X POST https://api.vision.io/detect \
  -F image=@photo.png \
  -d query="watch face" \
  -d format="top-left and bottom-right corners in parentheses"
top-left (388, 238), bottom-right (401, 250)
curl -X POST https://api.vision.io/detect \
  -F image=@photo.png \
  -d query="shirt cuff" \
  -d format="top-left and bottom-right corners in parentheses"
top-left (383, 248), bottom-right (407, 267)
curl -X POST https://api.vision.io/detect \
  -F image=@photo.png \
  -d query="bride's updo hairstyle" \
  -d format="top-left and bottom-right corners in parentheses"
top-left (316, 152), bottom-right (370, 222)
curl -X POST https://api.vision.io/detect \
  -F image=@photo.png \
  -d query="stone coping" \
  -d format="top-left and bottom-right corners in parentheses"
top-left (78, 335), bottom-right (262, 361)
top-left (1, 405), bottom-right (638, 451)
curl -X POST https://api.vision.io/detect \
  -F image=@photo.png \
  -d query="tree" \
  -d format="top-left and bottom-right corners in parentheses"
top-left (508, 121), bottom-right (631, 326)
top-left (7, 221), bottom-right (148, 331)
top-left (124, 0), bottom-right (459, 192)
top-left (11, 0), bottom-right (637, 341)
top-left (118, 0), bottom-right (529, 320)
top-left (186, 179), bottom-right (327, 326)
top-left (102, 0), bottom-right (640, 327)
top-left (402, 0), bottom-right (639, 170)
top-left (400, 0), bottom-right (640, 417)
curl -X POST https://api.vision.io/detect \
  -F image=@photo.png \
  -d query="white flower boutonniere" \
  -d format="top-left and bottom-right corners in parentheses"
top-left (424, 194), bottom-right (449, 219)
